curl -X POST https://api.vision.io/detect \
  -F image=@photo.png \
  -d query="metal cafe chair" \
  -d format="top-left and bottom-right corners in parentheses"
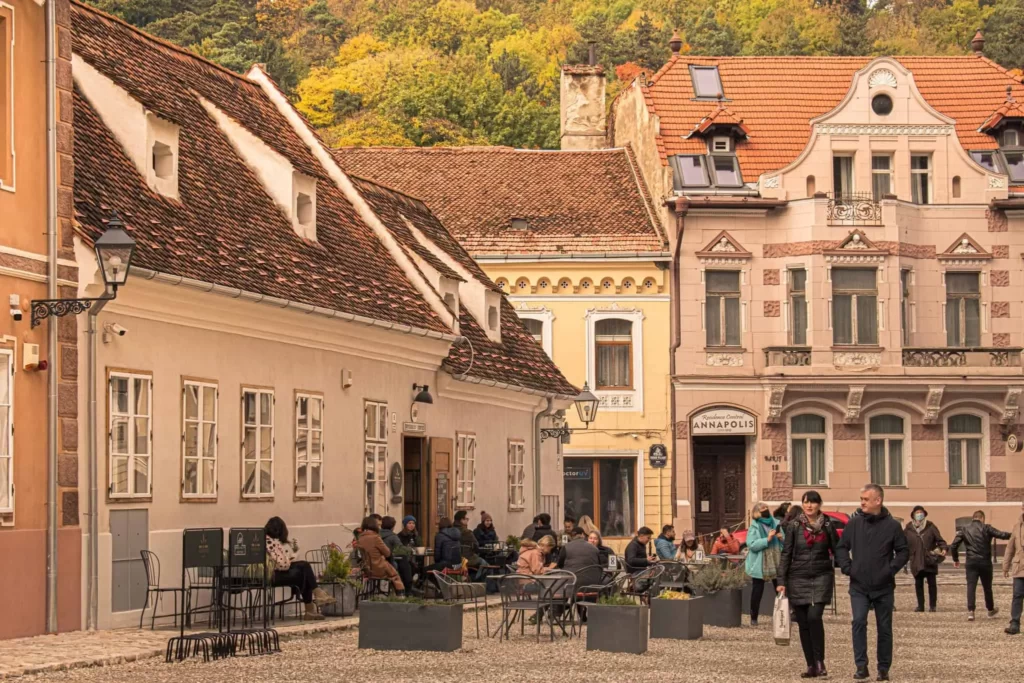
top-left (430, 570), bottom-right (489, 638)
top-left (536, 570), bottom-right (578, 639)
top-left (139, 550), bottom-right (185, 630)
top-left (495, 574), bottom-right (547, 642)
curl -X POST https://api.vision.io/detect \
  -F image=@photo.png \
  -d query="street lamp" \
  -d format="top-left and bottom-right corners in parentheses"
top-left (541, 382), bottom-right (600, 441)
top-left (32, 213), bottom-right (136, 327)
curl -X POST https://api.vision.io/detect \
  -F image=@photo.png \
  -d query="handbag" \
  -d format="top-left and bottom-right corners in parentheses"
top-left (762, 544), bottom-right (782, 580)
top-left (773, 593), bottom-right (791, 646)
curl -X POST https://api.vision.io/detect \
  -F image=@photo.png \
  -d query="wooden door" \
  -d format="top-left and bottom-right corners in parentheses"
top-left (426, 437), bottom-right (453, 548)
top-left (693, 437), bottom-right (746, 538)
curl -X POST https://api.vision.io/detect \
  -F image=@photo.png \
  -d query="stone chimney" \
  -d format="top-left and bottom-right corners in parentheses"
top-left (972, 29), bottom-right (985, 55)
top-left (559, 43), bottom-right (607, 150)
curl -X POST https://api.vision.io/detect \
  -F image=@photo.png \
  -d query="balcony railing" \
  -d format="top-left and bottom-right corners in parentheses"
top-left (765, 346), bottom-right (812, 367)
top-left (902, 347), bottom-right (1023, 368)
top-left (826, 192), bottom-right (882, 226)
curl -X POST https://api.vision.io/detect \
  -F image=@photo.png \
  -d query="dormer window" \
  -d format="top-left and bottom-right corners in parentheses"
top-left (152, 142), bottom-right (173, 179)
top-left (487, 306), bottom-right (499, 331)
top-left (291, 172), bottom-right (317, 240)
top-left (510, 218), bottom-right (529, 231)
top-left (145, 114), bottom-right (179, 199)
top-left (711, 155), bottom-right (742, 186)
top-left (1003, 129), bottom-right (1019, 147)
top-left (711, 136), bottom-right (731, 153)
top-left (671, 153), bottom-right (743, 189)
top-left (970, 150), bottom-right (1000, 172)
top-left (690, 65), bottom-right (723, 99)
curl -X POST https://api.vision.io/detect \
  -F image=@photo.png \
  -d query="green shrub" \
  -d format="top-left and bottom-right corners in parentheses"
top-left (687, 561), bottom-right (748, 593)
top-left (368, 594), bottom-right (431, 605)
top-left (505, 535), bottom-right (521, 551)
top-left (598, 594), bottom-right (638, 606)
top-left (323, 546), bottom-right (360, 587)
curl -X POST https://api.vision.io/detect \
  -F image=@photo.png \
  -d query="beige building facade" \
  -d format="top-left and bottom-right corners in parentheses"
top-left (613, 48), bottom-right (1024, 537)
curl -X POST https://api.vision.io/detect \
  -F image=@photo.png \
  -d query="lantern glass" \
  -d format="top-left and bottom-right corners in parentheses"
top-left (94, 219), bottom-right (136, 288)
top-left (574, 383), bottom-right (599, 425)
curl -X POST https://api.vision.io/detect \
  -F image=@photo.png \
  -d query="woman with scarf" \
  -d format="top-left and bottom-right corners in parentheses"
top-left (745, 501), bottom-right (785, 626)
top-left (905, 505), bottom-right (947, 612)
top-left (474, 511), bottom-right (500, 546)
top-left (778, 491), bottom-right (840, 679)
top-left (676, 531), bottom-right (702, 562)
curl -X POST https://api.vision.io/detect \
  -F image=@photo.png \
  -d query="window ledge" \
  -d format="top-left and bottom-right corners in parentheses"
top-left (705, 347), bottom-right (746, 352)
top-left (241, 496), bottom-right (276, 502)
top-left (949, 485), bottom-right (986, 489)
top-left (831, 346), bottom-right (885, 352)
top-left (180, 496), bottom-right (218, 504)
top-left (295, 494), bottom-right (325, 502)
top-left (108, 496), bottom-right (153, 504)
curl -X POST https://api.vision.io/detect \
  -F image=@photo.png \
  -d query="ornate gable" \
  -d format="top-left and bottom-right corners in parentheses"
top-left (823, 230), bottom-right (887, 264)
top-left (696, 230), bottom-right (752, 265)
top-left (938, 233), bottom-right (992, 265)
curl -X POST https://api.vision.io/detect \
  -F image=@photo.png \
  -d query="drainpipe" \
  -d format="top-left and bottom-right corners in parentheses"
top-left (86, 302), bottom-right (107, 630)
top-left (668, 199), bottom-right (687, 528)
top-left (533, 398), bottom-right (555, 512)
top-left (45, 0), bottom-right (59, 635)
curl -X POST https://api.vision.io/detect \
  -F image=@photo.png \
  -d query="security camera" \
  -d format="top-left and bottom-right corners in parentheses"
top-left (8, 295), bottom-right (21, 322)
top-left (10, 308), bottom-right (21, 322)
top-left (109, 323), bottom-right (128, 336)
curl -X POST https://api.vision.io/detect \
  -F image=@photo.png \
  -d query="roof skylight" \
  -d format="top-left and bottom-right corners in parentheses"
top-left (690, 66), bottom-right (723, 99)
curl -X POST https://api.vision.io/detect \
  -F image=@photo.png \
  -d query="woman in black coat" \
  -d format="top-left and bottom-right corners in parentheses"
top-left (905, 504), bottom-right (947, 612)
top-left (778, 490), bottom-right (840, 679)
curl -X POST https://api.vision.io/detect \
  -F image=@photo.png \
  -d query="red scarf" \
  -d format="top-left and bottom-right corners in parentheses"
top-left (801, 514), bottom-right (826, 547)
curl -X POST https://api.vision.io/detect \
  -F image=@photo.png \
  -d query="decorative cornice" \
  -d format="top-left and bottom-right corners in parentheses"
top-left (816, 124), bottom-right (954, 136)
top-left (824, 253), bottom-right (887, 264)
top-left (707, 352), bottom-right (743, 367)
top-left (834, 351), bottom-right (881, 368)
top-left (699, 256), bottom-right (751, 266)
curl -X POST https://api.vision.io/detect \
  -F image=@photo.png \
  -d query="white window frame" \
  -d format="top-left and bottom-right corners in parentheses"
top-left (515, 307), bottom-right (554, 358)
top-left (364, 400), bottom-right (388, 516)
top-left (295, 392), bottom-right (324, 498)
top-left (787, 410), bottom-right (832, 487)
top-left (832, 154), bottom-right (855, 197)
top-left (584, 308), bottom-right (645, 413)
top-left (788, 267), bottom-right (808, 345)
top-left (944, 271), bottom-right (982, 348)
top-left (911, 154), bottom-right (932, 204)
top-left (943, 409), bottom-right (988, 487)
top-left (865, 410), bottom-right (911, 487)
top-left (830, 268), bottom-right (878, 346)
top-left (182, 379), bottom-right (218, 500)
top-left (508, 439), bottom-right (526, 511)
top-left (456, 432), bottom-right (477, 509)
top-left (241, 387), bottom-right (275, 499)
top-left (108, 371), bottom-right (153, 499)
top-left (0, 348), bottom-right (13, 515)
top-left (871, 154), bottom-right (893, 201)
top-left (0, 2), bottom-right (15, 192)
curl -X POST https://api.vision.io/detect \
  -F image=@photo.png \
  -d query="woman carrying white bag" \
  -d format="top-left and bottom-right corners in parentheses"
top-left (777, 491), bottom-right (841, 679)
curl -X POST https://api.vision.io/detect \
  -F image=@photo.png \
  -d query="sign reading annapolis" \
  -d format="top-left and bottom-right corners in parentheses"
top-left (691, 407), bottom-right (756, 436)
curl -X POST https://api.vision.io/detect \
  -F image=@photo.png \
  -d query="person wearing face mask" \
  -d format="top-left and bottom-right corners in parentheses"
top-left (778, 491), bottom-right (840, 679)
top-left (745, 502), bottom-right (785, 626)
top-left (904, 505), bottom-right (947, 612)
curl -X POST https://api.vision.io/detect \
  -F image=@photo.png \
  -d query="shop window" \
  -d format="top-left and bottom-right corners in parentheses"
top-left (563, 456), bottom-right (637, 538)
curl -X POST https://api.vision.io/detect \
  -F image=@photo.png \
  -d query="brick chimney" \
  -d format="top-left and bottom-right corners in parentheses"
top-left (559, 42), bottom-right (607, 150)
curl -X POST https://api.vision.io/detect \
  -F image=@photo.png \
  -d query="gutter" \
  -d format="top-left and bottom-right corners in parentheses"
top-left (533, 398), bottom-right (556, 511)
top-left (45, 0), bottom-right (59, 635)
top-left (472, 252), bottom-right (673, 263)
top-left (447, 371), bottom-right (576, 402)
top-left (86, 299), bottom-right (109, 630)
top-left (670, 195), bottom-right (788, 209)
top-left (668, 198), bottom-right (686, 529)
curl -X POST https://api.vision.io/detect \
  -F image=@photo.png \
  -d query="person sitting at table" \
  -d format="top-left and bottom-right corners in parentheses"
top-left (474, 511), bottom-right (499, 547)
top-left (518, 536), bottom-right (557, 575)
top-left (579, 515), bottom-right (597, 535)
top-left (711, 528), bottom-right (741, 555)
top-left (521, 515), bottom-right (540, 542)
top-left (624, 527), bottom-right (658, 572)
top-left (380, 516), bottom-right (419, 596)
top-left (655, 525), bottom-right (677, 560)
top-left (676, 531), bottom-right (702, 561)
top-left (531, 513), bottom-right (554, 542)
top-left (455, 510), bottom-right (489, 581)
top-left (265, 516), bottom-right (335, 620)
top-left (588, 530), bottom-right (613, 568)
top-left (397, 516), bottom-right (422, 548)
top-left (417, 517), bottom-right (462, 589)
top-left (558, 526), bottom-right (602, 584)
top-left (563, 516), bottom-right (577, 541)
top-left (357, 516), bottom-right (406, 595)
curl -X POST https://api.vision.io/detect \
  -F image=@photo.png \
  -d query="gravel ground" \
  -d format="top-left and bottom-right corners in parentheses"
top-left (19, 583), bottom-right (1021, 683)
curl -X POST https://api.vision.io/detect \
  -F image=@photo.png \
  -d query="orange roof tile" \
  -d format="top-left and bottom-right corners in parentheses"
top-left (639, 55), bottom-right (1024, 178)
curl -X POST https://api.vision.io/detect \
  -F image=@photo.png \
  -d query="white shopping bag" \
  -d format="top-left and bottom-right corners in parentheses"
top-left (773, 593), bottom-right (791, 646)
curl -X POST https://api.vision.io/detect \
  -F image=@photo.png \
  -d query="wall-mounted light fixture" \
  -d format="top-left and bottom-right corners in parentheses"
top-left (541, 383), bottom-right (600, 441)
top-left (412, 384), bottom-right (433, 404)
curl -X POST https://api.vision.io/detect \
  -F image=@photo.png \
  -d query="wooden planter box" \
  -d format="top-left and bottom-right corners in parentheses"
top-left (742, 581), bottom-right (775, 619)
top-left (321, 582), bottom-right (356, 617)
top-left (586, 604), bottom-right (648, 655)
top-left (650, 596), bottom-right (703, 640)
top-left (358, 601), bottom-right (463, 652)
top-left (698, 588), bottom-right (743, 628)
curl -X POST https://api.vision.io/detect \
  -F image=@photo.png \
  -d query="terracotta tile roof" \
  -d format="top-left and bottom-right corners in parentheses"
top-left (336, 146), bottom-right (667, 256)
top-left (979, 92), bottom-right (1024, 132)
top-left (690, 103), bottom-right (749, 137)
top-left (71, 1), bottom-right (575, 397)
top-left (639, 55), bottom-right (1024, 177)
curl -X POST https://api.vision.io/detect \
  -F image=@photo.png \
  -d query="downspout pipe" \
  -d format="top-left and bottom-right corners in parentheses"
top-left (533, 397), bottom-right (555, 513)
top-left (45, 0), bottom-right (59, 635)
top-left (668, 199), bottom-right (687, 528)
top-left (86, 300), bottom-right (108, 630)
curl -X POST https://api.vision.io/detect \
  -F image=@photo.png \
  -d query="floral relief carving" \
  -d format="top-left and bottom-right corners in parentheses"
top-left (833, 352), bottom-right (881, 367)
top-left (868, 69), bottom-right (898, 88)
top-left (707, 353), bottom-right (743, 367)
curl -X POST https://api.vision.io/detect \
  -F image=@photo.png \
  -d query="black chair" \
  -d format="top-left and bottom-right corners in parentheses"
top-left (185, 565), bottom-right (218, 628)
top-left (537, 570), bottom-right (578, 639)
top-left (657, 560), bottom-right (689, 592)
top-left (140, 550), bottom-right (184, 630)
top-left (430, 570), bottom-right (489, 638)
top-left (495, 574), bottom-right (547, 642)
top-left (617, 564), bottom-right (666, 604)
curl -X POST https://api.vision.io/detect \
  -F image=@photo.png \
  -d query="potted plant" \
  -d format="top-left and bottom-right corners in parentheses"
top-left (586, 594), bottom-right (649, 655)
top-left (650, 590), bottom-right (703, 640)
top-left (505, 534), bottom-right (521, 552)
top-left (358, 595), bottom-right (463, 652)
top-left (688, 563), bottom-right (746, 628)
top-left (320, 545), bottom-right (359, 617)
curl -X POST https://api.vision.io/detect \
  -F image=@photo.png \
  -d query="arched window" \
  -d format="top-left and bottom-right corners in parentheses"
top-left (869, 415), bottom-right (905, 486)
top-left (947, 414), bottom-right (983, 486)
top-left (952, 175), bottom-right (961, 199)
top-left (595, 319), bottom-right (632, 389)
top-left (790, 414), bottom-right (827, 486)
top-left (806, 175), bottom-right (816, 197)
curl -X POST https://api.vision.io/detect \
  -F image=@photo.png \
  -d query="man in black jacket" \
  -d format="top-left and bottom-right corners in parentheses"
top-left (835, 484), bottom-right (909, 682)
top-left (624, 526), bottom-right (657, 572)
top-left (950, 510), bottom-right (1011, 620)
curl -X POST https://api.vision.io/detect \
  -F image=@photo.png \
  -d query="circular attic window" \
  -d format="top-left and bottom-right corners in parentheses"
top-left (871, 94), bottom-right (893, 116)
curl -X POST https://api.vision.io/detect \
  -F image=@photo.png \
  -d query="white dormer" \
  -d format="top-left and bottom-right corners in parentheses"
top-left (439, 276), bottom-right (460, 316)
top-left (292, 171), bottom-right (317, 240)
top-left (147, 114), bottom-right (179, 199)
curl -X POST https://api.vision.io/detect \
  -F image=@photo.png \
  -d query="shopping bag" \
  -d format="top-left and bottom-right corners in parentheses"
top-left (773, 593), bottom-right (791, 646)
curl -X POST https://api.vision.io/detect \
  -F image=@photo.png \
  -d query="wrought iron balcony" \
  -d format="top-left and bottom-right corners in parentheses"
top-left (826, 192), bottom-right (882, 226)
top-left (902, 347), bottom-right (1023, 368)
top-left (765, 346), bottom-right (812, 367)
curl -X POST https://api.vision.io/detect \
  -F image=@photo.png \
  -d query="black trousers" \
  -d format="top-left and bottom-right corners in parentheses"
top-left (394, 558), bottom-right (414, 590)
top-left (750, 577), bottom-right (778, 620)
top-left (273, 560), bottom-right (317, 603)
top-left (914, 571), bottom-right (937, 609)
top-left (793, 603), bottom-right (827, 667)
top-left (965, 563), bottom-right (994, 612)
top-left (1010, 577), bottom-right (1024, 626)
top-left (850, 588), bottom-right (894, 671)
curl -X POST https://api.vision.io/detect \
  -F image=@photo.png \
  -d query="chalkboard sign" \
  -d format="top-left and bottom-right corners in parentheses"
top-left (648, 444), bottom-right (668, 469)
top-left (229, 527), bottom-right (266, 566)
top-left (183, 528), bottom-right (223, 569)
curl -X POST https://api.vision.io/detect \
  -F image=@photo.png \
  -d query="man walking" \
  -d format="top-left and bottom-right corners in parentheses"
top-left (1004, 500), bottom-right (1024, 635)
top-left (950, 510), bottom-right (1010, 621)
top-left (835, 484), bottom-right (909, 681)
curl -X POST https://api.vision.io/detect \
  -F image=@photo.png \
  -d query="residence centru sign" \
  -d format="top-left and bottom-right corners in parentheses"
top-left (691, 407), bottom-right (756, 436)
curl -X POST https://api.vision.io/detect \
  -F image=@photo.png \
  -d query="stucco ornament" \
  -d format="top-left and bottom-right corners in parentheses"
top-left (989, 175), bottom-right (1006, 189)
top-left (763, 176), bottom-right (780, 189)
top-left (954, 238), bottom-right (978, 254)
top-left (1002, 386), bottom-right (1024, 425)
top-left (923, 385), bottom-right (945, 424)
top-left (765, 384), bottom-right (786, 423)
top-left (845, 385), bottom-right (866, 423)
top-left (707, 353), bottom-right (743, 367)
top-left (868, 69), bottom-right (898, 89)
top-left (833, 352), bottom-right (881, 367)
top-left (711, 237), bottom-right (737, 253)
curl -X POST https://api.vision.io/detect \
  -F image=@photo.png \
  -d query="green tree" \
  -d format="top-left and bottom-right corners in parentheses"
top-left (985, 0), bottom-right (1024, 69)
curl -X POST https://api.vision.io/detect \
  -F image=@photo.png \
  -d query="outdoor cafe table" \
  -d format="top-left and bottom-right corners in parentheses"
top-left (492, 573), bottom-right (576, 639)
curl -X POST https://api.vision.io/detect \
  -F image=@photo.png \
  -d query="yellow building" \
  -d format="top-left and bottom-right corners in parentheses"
top-left (340, 145), bottom-right (672, 548)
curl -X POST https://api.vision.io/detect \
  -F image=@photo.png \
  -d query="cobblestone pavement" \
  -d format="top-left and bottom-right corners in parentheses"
top-left (4, 575), bottom-right (1020, 682)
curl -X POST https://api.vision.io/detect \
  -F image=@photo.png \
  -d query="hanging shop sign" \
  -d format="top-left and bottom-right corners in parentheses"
top-left (691, 407), bottom-right (756, 436)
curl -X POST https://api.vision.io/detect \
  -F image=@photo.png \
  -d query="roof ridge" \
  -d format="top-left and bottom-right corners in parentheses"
top-left (621, 143), bottom-right (668, 248)
top-left (348, 173), bottom-right (432, 210)
top-left (337, 145), bottom-right (629, 155)
top-left (71, 0), bottom-right (257, 87)
top-left (972, 54), bottom-right (1024, 85)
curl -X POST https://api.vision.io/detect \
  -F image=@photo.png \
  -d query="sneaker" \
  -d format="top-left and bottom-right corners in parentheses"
top-left (967, 611), bottom-right (975, 622)
top-left (876, 670), bottom-right (889, 681)
top-left (988, 608), bottom-right (1000, 618)
top-left (853, 668), bottom-right (870, 680)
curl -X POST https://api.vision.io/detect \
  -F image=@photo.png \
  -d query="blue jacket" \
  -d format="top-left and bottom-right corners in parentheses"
top-left (433, 527), bottom-right (463, 567)
top-left (745, 516), bottom-right (784, 580)
top-left (654, 535), bottom-right (676, 560)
